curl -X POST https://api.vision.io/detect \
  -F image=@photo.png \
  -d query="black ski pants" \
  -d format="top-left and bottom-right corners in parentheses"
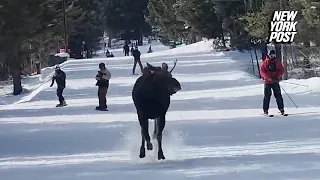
top-left (132, 58), bottom-right (143, 74)
top-left (263, 82), bottom-right (284, 112)
top-left (57, 86), bottom-right (65, 104)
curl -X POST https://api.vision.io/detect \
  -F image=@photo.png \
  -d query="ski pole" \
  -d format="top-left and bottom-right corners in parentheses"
top-left (280, 85), bottom-right (298, 108)
top-left (282, 81), bottom-right (308, 87)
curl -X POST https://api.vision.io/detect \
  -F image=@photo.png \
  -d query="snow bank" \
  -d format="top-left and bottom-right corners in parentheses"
top-left (141, 39), bottom-right (215, 58)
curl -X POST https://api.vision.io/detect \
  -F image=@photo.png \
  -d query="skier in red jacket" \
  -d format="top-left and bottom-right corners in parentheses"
top-left (260, 50), bottom-right (285, 116)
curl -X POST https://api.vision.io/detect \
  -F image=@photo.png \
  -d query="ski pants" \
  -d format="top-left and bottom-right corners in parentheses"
top-left (124, 51), bottom-right (129, 56)
top-left (263, 82), bottom-right (284, 111)
top-left (132, 58), bottom-right (143, 74)
top-left (57, 87), bottom-right (65, 104)
top-left (98, 86), bottom-right (108, 108)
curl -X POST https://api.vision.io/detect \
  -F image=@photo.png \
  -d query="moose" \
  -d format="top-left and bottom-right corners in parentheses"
top-left (132, 60), bottom-right (181, 160)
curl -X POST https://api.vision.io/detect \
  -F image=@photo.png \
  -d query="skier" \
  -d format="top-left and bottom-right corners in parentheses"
top-left (161, 62), bottom-right (172, 77)
top-left (130, 44), bottom-right (134, 56)
top-left (260, 50), bottom-right (286, 116)
top-left (50, 65), bottom-right (67, 107)
top-left (147, 46), bottom-right (153, 53)
top-left (132, 46), bottom-right (143, 75)
top-left (162, 62), bottom-right (168, 71)
top-left (81, 41), bottom-right (88, 59)
top-left (123, 44), bottom-right (130, 56)
top-left (106, 50), bottom-right (110, 57)
top-left (95, 62), bottom-right (111, 111)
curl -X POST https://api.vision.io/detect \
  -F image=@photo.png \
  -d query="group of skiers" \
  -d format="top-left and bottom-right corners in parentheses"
top-left (50, 62), bottom-right (111, 110)
top-left (50, 47), bottom-right (287, 115)
top-left (50, 61), bottom-right (171, 110)
top-left (49, 42), bottom-right (156, 109)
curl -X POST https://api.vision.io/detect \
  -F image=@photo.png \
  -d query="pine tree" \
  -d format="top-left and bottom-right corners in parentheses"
top-left (147, 0), bottom-right (186, 42)
top-left (174, 0), bottom-right (221, 40)
top-left (0, 0), bottom-right (81, 94)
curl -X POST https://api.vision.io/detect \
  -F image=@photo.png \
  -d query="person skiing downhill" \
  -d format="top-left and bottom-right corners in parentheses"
top-left (50, 65), bottom-right (67, 107)
top-left (260, 50), bottom-right (286, 116)
top-left (95, 62), bottom-right (111, 111)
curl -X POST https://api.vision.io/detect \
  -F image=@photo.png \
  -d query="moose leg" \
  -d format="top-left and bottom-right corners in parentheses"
top-left (138, 114), bottom-right (153, 151)
top-left (139, 128), bottom-right (146, 158)
top-left (152, 119), bottom-right (157, 139)
top-left (157, 116), bottom-right (166, 160)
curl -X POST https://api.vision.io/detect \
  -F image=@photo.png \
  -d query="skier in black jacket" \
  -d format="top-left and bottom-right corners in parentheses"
top-left (132, 47), bottom-right (143, 75)
top-left (123, 44), bottom-right (130, 56)
top-left (50, 65), bottom-right (67, 107)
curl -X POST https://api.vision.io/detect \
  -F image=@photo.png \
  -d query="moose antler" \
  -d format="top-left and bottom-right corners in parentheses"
top-left (169, 59), bottom-right (177, 73)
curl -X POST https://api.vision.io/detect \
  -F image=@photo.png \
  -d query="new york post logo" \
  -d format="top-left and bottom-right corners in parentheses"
top-left (268, 11), bottom-right (298, 43)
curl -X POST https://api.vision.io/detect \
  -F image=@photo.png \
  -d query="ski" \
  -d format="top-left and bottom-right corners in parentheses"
top-left (262, 113), bottom-right (288, 117)
top-left (279, 111), bottom-right (289, 116)
top-left (95, 107), bottom-right (108, 111)
top-left (95, 109), bottom-right (108, 111)
top-left (56, 104), bottom-right (67, 107)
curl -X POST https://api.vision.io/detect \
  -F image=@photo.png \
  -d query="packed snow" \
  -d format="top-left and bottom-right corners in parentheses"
top-left (1, 40), bottom-right (320, 179)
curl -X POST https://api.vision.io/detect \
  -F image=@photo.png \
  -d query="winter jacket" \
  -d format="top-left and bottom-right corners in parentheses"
top-left (95, 68), bottom-right (111, 88)
top-left (260, 56), bottom-right (284, 84)
top-left (123, 44), bottom-right (129, 52)
top-left (50, 70), bottom-right (66, 88)
top-left (132, 49), bottom-right (141, 59)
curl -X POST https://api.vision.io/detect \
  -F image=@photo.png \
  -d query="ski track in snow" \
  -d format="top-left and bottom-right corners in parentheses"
top-left (1, 41), bottom-right (320, 179)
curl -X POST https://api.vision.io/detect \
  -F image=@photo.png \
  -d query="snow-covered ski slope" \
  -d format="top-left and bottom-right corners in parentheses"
top-left (2, 40), bottom-right (320, 179)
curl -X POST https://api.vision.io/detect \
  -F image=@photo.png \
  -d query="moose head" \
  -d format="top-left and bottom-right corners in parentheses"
top-left (144, 60), bottom-right (181, 95)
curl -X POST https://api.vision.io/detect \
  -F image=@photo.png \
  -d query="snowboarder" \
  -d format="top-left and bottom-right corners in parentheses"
top-left (132, 46), bottom-right (143, 75)
top-left (50, 65), bottom-right (67, 107)
top-left (95, 62), bottom-right (111, 111)
top-left (260, 50), bottom-right (285, 116)
top-left (123, 44), bottom-right (130, 56)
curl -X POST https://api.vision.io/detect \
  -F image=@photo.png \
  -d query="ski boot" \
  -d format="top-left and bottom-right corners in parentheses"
top-left (280, 109), bottom-right (288, 116)
top-left (56, 103), bottom-right (63, 107)
top-left (95, 106), bottom-right (108, 111)
top-left (263, 110), bottom-right (274, 117)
